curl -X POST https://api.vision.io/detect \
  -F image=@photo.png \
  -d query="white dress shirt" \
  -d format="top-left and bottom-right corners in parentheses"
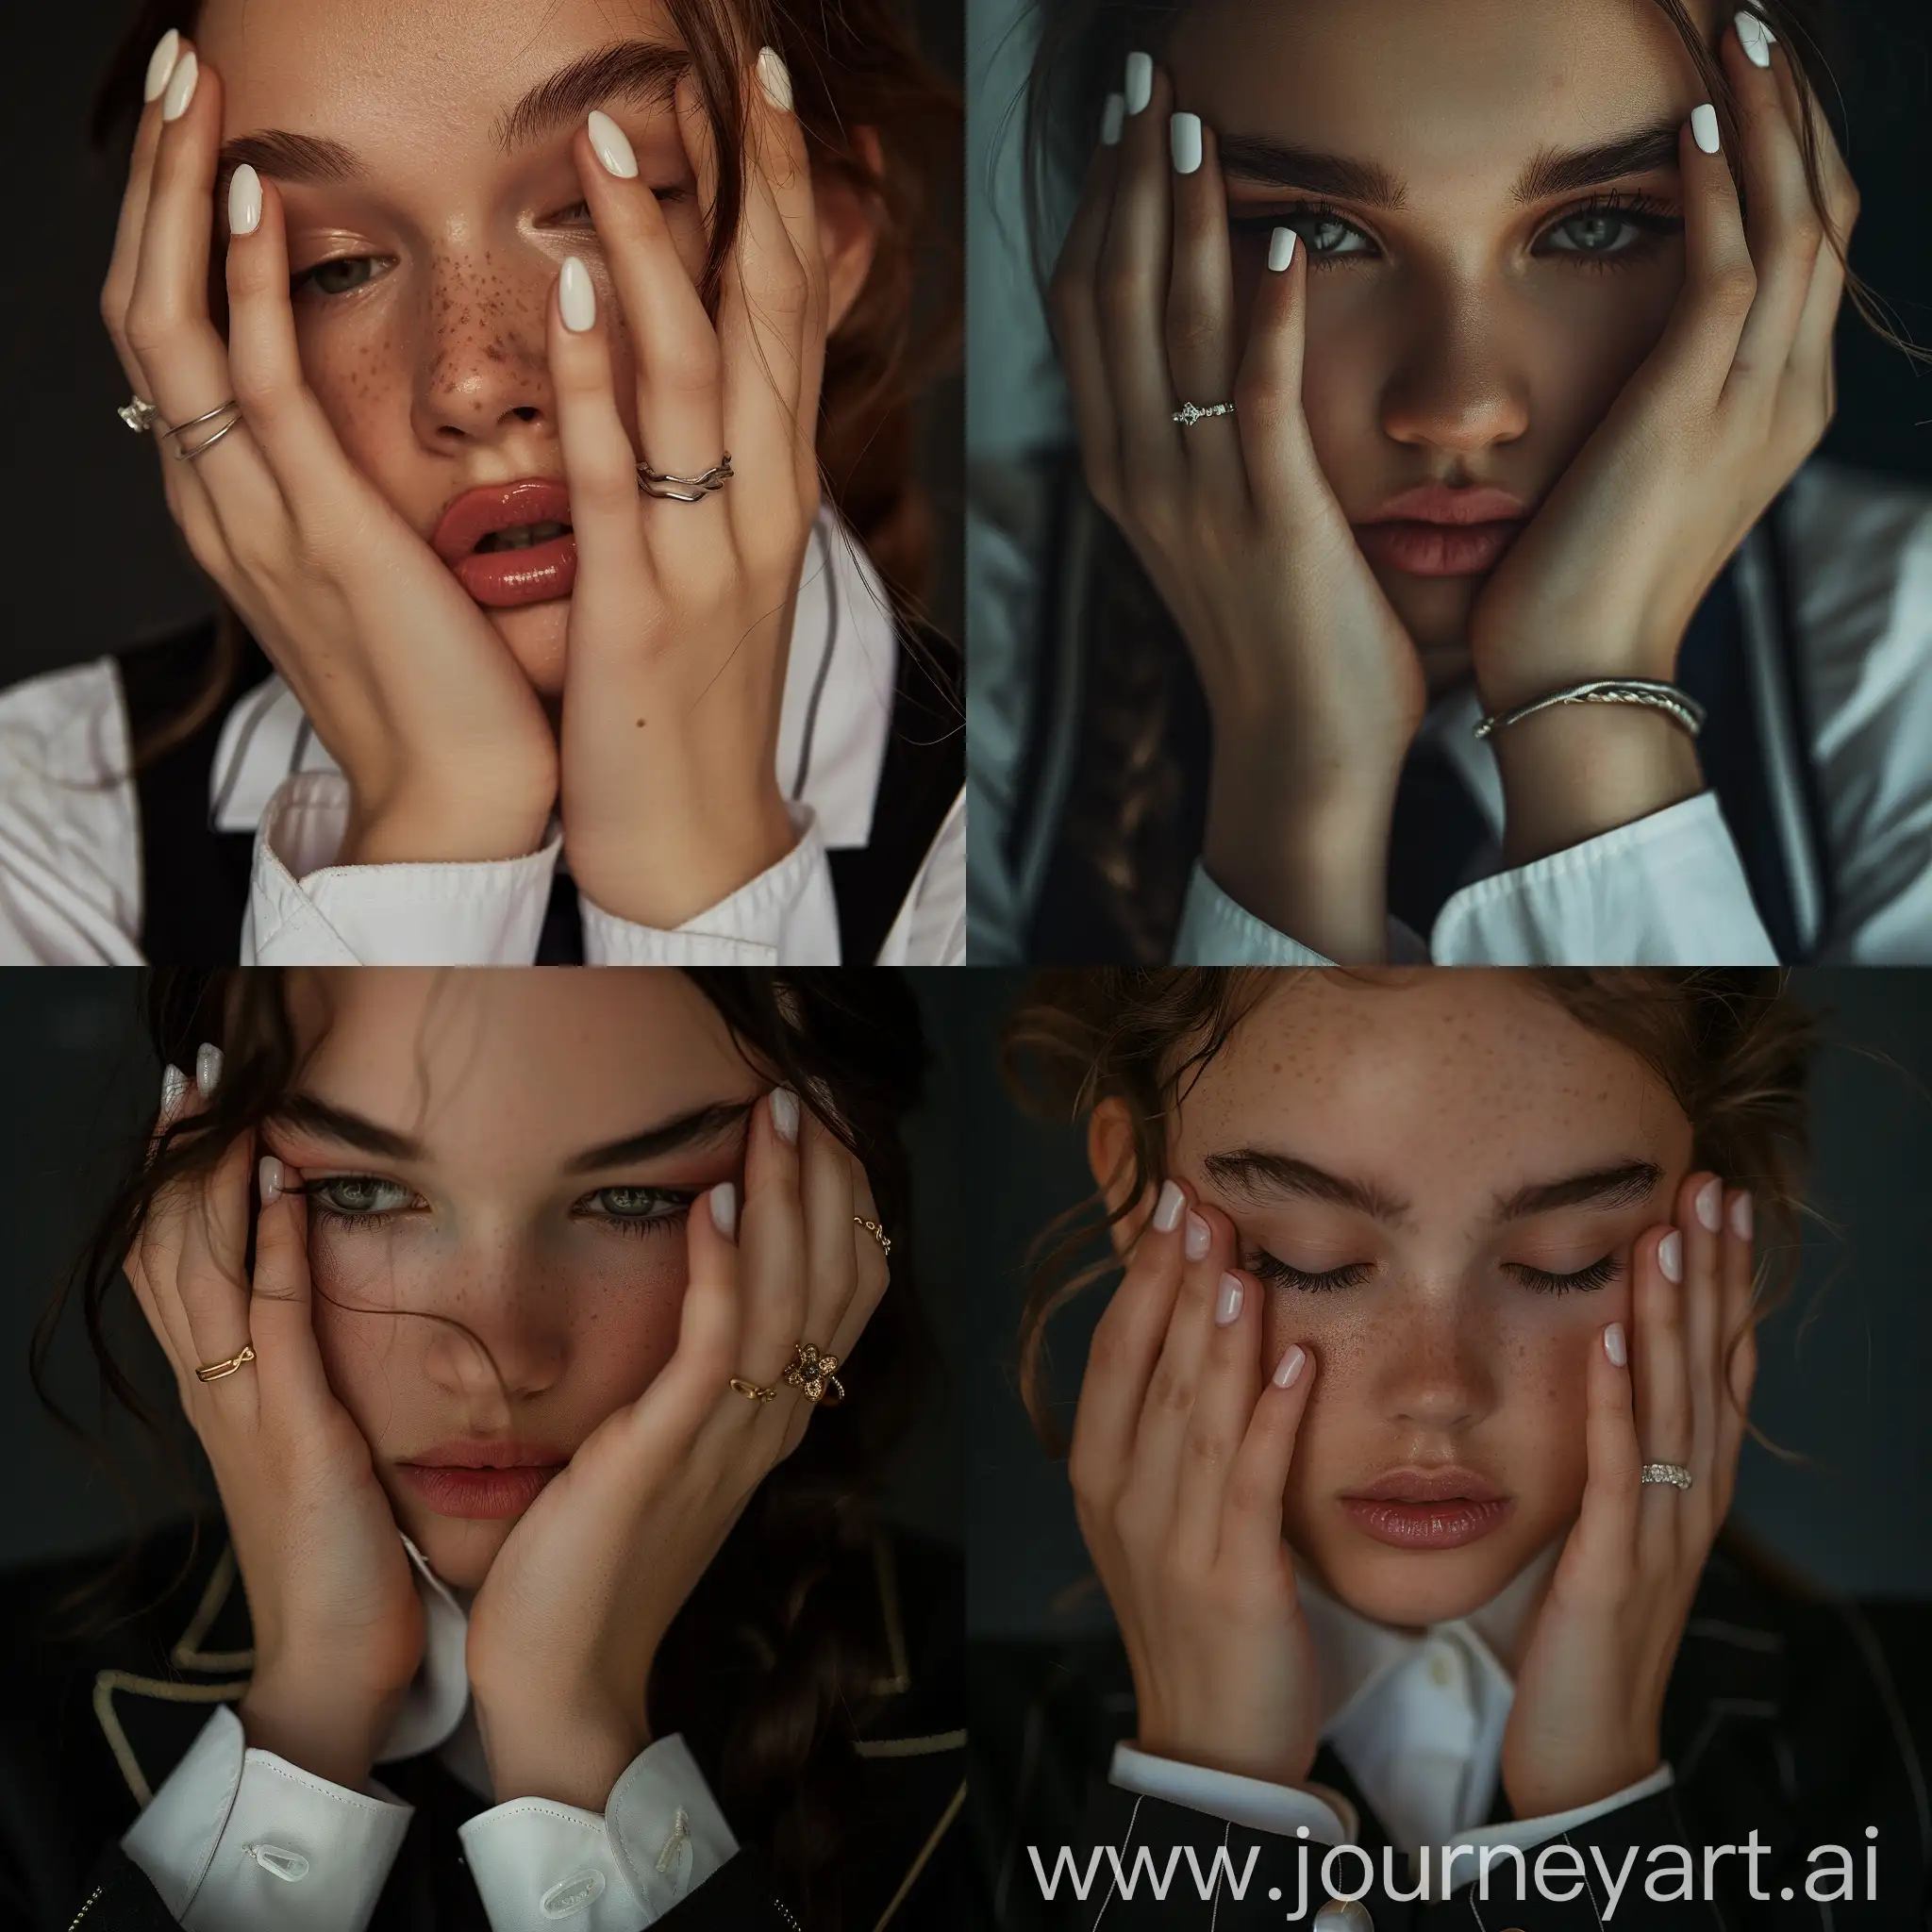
top-left (120, 1532), bottom-right (736, 1932)
top-left (1109, 1542), bottom-right (1673, 1901)
top-left (0, 507), bottom-right (964, 965)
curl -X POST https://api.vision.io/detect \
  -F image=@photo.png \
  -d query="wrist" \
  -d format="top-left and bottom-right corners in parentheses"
top-left (475, 1696), bottom-right (649, 1811)
top-left (238, 1669), bottom-right (400, 1793)
top-left (342, 777), bottom-right (557, 868)
top-left (1505, 1753), bottom-right (1664, 1822)
top-left (567, 784), bottom-right (797, 929)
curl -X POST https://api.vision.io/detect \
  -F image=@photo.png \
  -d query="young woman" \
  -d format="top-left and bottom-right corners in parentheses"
top-left (1, 969), bottom-right (964, 1929)
top-left (0, 0), bottom-right (963, 966)
top-left (983, 968), bottom-right (1932, 1927)
top-left (973, 0), bottom-right (1932, 966)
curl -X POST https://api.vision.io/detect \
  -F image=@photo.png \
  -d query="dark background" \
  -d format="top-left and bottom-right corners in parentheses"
top-left (932, 969), bottom-right (1932, 1640)
top-left (1, 970), bottom-right (969, 1573)
top-left (5, 0), bottom-right (962, 685)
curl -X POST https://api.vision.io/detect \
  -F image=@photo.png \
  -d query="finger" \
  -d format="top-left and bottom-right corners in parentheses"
top-left (1221, 1332), bottom-right (1315, 1596)
top-left (1715, 1187), bottom-right (1757, 1501)
top-left (1646, 104), bottom-right (1757, 404)
top-left (1068, 1179), bottom-right (1190, 1513)
top-left (1723, 18), bottom-right (1825, 390)
top-left (1048, 93), bottom-right (1128, 514)
top-left (738, 1086), bottom-right (808, 1391)
top-left (797, 1106), bottom-right (858, 1348)
top-left (1231, 223), bottom-right (1312, 512)
top-left (1164, 112), bottom-right (1243, 505)
top-left (126, 1063), bottom-right (201, 1380)
top-left (1125, 1198), bottom-right (1224, 1539)
top-left (655, 1182), bottom-right (747, 1445)
top-left (1173, 1209), bottom-right (1261, 1572)
top-left (1681, 1173), bottom-right (1726, 1491)
top-left (1568, 1322), bottom-right (1643, 1574)
top-left (242, 1158), bottom-right (329, 1424)
top-left (1095, 60), bottom-right (1184, 512)
top-left (1769, 46), bottom-right (1857, 401)
top-left (171, 1127), bottom-right (258, 1391)
top-left (102, 31), bottom-right (185, 392)
top-left (1631, 1217), bottom-right (1691, 1568)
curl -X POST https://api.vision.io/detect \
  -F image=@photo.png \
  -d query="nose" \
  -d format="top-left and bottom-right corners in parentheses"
top-left (1373, 1279), bottom-right (1497, 1432)
top-left (410, 246), bottom-right (562, 454)
top-left (1377, 275), bottom-right (1531, 458)
top-left (418, 1240), bottom-right (569, 1412)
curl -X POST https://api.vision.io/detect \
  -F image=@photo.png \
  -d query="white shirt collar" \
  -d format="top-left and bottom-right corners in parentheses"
top-left (380, 1532), bottom-right (495, 1800)
top-left (208, 503), bottom-right (898, 851)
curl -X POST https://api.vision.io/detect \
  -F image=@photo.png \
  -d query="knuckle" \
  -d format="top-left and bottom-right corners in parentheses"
top-left (1181, 1422), bottom-right (1229, 1473)
top-left (1707, 263), bottom-right (1759, 315)
top-left (1145, 1360), bottom-right (1194, 1419)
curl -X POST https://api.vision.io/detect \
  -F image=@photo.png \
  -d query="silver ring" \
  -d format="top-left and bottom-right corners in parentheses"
top-left (1173, 401), bottom-right (1235, 427)
top-left (1641, 1461), bottom-right (1693, 1491)
top-left (162, 399), bottom-right (242, 443)
top-left (173, 410), bottom-right (246, 462)
top-left (119, 394), bottom-right (162, 434)
top-left (637, 453), bottom-right (733, 502)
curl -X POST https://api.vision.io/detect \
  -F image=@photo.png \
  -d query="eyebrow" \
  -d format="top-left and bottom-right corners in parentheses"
top-left (1494, 1161), bottom-right (1662, 1221)
top-left (269, 1094), bottom-right (752, 1173)
top-left (217, 39), bottom-right (688, 189)
top-left (1216, 118), bottom-right (1684, 210)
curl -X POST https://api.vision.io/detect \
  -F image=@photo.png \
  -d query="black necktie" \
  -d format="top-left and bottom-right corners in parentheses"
top-left (1385, 738), bottom-right (1492, 943)
top-left (536, 867), bottom-right (585, 964)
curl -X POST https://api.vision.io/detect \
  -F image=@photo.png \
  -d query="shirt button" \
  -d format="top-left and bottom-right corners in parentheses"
top-left (540, 1870), bottom-right (608, 1918)
top-left (242, 1843), bottom-right (310, 1882)
top-left (1427, 1648), bottom-right (1454, 1689)
top-left (1314, 1897), bottom-right (1374, 1932)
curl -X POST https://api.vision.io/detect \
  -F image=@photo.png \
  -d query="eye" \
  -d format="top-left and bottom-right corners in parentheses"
top-left (1504, 1254), bottom-right (1622, 1295)
top-left (1231, 200), bottom-right (1376, 261)
top-left (1247, 1253), bottom-right (1374, 1293)
top-left (305, 1174), bottom-right (419, 1222)
top-left (291, 256), bottom-right (386, 301)
top-left (1537, 193), bottom-right (1683, 267)
top-left (575, 1186), bottom-right (701, 1238)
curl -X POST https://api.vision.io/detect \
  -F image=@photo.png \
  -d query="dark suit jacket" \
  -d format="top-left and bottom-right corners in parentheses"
top-left (969, 1544), bottom-right (1932, 1929)
top-left (0, 1516), bottom-right (964, 1932)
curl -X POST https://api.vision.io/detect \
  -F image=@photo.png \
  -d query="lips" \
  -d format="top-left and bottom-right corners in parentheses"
top-left (403, 1437), bottom-right (569, 1470)
top-left (1354, 483), bottom-right (1529, 580)
top-left (1347, 1465), bottom-right (1505, 1504)
top-left (430, 478), bottom-right (578, 609)
top-left (1340, 1466), bottom-right (1512, 1551)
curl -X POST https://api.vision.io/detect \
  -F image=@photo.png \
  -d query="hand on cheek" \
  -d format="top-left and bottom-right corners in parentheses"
top-left (1502, 1169), bottom-right (1757, 1819)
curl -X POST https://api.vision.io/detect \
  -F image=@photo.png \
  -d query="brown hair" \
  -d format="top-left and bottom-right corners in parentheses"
top-left (1019, 0), bottom-right (1924, 959)
top-left (92, 0), bottom-right (962, 760)
top-left (31, 967), bottom-right (941, 1932)
top-left (1003, 968), bottom-right (1817, 1457)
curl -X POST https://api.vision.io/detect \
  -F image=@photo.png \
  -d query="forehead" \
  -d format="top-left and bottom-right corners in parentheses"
top-left (1171, 972), bottom-right (1690, 1198)
top-left (1167, 0), bottom-right (1709, 182)
top-left (289, 970), bottom-right (759, 1164)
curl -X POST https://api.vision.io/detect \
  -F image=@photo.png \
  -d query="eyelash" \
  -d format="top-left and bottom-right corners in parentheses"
top-left (1229, 191), bottom-right (1683, 273)
top-left (301, 1175), bottom-right (700, 1238)
top-left (1245, 1252), bottom-right (1624, 1296)
top-left (290, 192), bottom-right (685, 302)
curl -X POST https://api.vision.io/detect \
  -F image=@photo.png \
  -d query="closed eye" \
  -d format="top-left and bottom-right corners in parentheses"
top-left (1505, 1254), bottom-right (1622, 1294)
top-left (1247, 1251), bottom-right (1374, 1293)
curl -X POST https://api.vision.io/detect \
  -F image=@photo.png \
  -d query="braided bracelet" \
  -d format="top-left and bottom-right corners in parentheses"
top-left (1473, 678), bottom-right (1707, 743)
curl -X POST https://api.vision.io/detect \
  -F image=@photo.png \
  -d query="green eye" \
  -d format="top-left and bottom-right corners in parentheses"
top-left (579, 1187), bottom-right (700, 1236)
top-left (307, 1175), bottom-right (415, 1218)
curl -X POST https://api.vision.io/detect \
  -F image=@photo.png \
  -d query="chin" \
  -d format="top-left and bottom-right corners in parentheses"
top-left (406, 1513), bottom-right (516, 1592)
top-left (1377, 570), bottom-right (1477, 692)
top-left (487, 598), bottom-right (571, 699)
top-left (1299, 1527), bottom-right (1544, 1631)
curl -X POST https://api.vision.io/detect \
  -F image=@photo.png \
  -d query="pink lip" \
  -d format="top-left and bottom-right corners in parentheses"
top-left (405, 1438), bottom-right (568, 1469)
top-left (1354, 484), bottom-right (1529, 580)
top-left (429, 478), bottom-right (576, 608)
top-left (397, 1463), bottom-right (562, 1520)
top-left (1340, 1466), bottom-right (1512, 1550)
top-left (1360, 485), bottom-right (1529, 526)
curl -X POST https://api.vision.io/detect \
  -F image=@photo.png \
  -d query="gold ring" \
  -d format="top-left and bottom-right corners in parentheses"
top-left (729, 1376), bottom-right (778, 1403)
top-left (784, 1341), bottom-right (845, 1407)
top-left (194, 1343), bottom-right (257, 1383)
top-left (853, 1216), bottom-right (891, 1257)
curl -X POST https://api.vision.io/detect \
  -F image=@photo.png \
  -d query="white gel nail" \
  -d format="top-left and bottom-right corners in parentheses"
top-left (1184, 1211), bottom-right (1210, 1260)
top-left (195, 1042), bottom-right (224, 1098)
top-left (757, 46), bottom-right (793, 113)
top-left (1605, 1323), bottom-right (1628, 1368)
top-left (1269, 225), bottom-right (1297, 273)
top-left (1124, 52), bottom-right (1153, 115)
top-left (1731, 1191), bottom-right (1754, 1241)
top-left (559, 257), bottom-right (597, 333)
top-left (1658, 1229), bottom-right (1685, 1283)
top-left (162, 48), bottom-right (199, 124)
top-left (587, 109), bottom-right (639, 179)
top-left (771, 1086), bottom-right (800, 1144)
top-left (1273, 1344), bottom-right (1307, 1389)
top-left (144, 30), bottom-right (182, 105)
top-left (1691, 104), bottom-right (1722, 155)
top-left (1153, 1180), bottom-right (1185, 1232)
top-left (1695, 1177), bottom-right (1723, 1232)
top-left (1215, 1274), bottom-right (1243, 1326)
top-left (1100, 92), bottom-right (1125, 147)
top-left (258, 1157), bottom-right (285, 1207)
top-left (228, 164), bottom-right (262, 238)
top-left (159, 1064), bottom-right (188, 1126)
top-left (710, 1182), bottom-right (739, 1241)
top-left (1735, 10), bottom-right (1774, 66)
top-left (1170, 112), bottom-right (1203, 175)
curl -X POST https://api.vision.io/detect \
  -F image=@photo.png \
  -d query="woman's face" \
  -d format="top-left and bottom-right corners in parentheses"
top-left (194, 0), bottom-right (868, 697)
top-left (266, 969), bottom-right (762, 1591)
top-left (1166, 0), bottom-right (1716, 690)
top-left (1157, 972), bottom-right (1693, 1631)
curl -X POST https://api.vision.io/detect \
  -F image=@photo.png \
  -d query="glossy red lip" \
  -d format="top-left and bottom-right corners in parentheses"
top-left (402, 1438), bottom-right (569, 1469)
top-left (1344, 1465), bottom-right (1506, 1503)
top-left (430, 479), bottom-right (574, 565)
top-left (1358, 484), bottom-right (1529, 526)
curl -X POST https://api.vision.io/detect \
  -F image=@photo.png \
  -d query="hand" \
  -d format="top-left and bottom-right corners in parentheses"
top-left (125, 1055), bottom-right (425, 1791)
top-left (1469, 18), bottom-right (1857, 863)
top-left (1502, 1171), bottom-right (1757, 1818)
top-left (1070, 1178), bottom-right (1322, 1789)
top-left (551, 58), bottom-right (823, 929)
top-left (1048, 62), bottom-right (1424, 961)
top-left (101, 42), bottom-right (558, 867)
top-left (463, 1087), bottom-right (891, 1809)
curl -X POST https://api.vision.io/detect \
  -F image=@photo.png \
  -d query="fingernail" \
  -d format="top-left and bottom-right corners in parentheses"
top-left (1691, 103), bottom-right (1722, 155)
top-left (159, 1064), bottom-right (189, 1125)
top-left (710, 1181), bottom-right (739, 1241)
top-left (1215, 1273), bottom-right (1243, 1326)
top-left (1605, 1322), bottom-right (1628, 1368)
top-left (1184, 1211), bottom-right (1211, 1261)
top-left (771, 1086), bottom-right (800, 1145)
top-left (757, 46), bottom-right (793, 113)
top-left (1658, 1229), bottom-right (1684, 1283)
top-left (1736, 10), bottom-right (1774, 65)
top-left (1100, 92), bottom-right (1125, 146)
top-left (587, 108), bottom-right (639, 179)
top-left (559, 256), bottom-right (597, 333)
top-left (195, 1042), bottom-right (224, 1098)
top-left (1695, 1177), bottom-right (1723, 1232)
top-left (144, 30), bottom-right (182, 104)
top-left (162, 47), bottom-right (199, 124)
top-left (258, 1157), bottom-right (285, 1207)
top-left (1731, 1191), bottom-right (1754, 1241)
top-left (1273, 1343), bottom-right (1307, 1390)
top-left (1170, 111), bottom-right (1203, 175)
top-left (1269, 225), bottom-right (1298, 273)
top-left (1153, 1180), bottom-right (1185, 1232)
top-left (228, 163), bottom-right (262, 238)
top-left (1124, 52), bottom-right (1153, 115)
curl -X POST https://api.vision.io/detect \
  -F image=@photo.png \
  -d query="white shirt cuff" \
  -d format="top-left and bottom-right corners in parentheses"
top-left (1426, 1765), bottom-right (1675, 1900)
top-left (1172, 864), bottom-right (1339, 964)
top-left (244, 774), bottom-right (560, 964)
top-left (457, 1733), bottom-right (738, 1931)
top-left (121, 1704), bottom-right (412, 1932)
top-left (1108, 1741), bottom-right (1353, 1844)
top-left (1431, 792), bottom-right (1777, 964)
top-left (578, 809), bottom-right (839, 964)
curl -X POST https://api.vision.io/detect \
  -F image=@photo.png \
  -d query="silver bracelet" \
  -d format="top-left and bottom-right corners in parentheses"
top-left (1473, 679), bottom-right (1707, 743)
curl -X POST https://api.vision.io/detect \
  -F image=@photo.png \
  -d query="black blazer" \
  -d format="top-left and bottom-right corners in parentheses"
top-left (0, 1515), bottom-right (964, 1932)
top-left (969, 1541), bottom-right (1932, 1930)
